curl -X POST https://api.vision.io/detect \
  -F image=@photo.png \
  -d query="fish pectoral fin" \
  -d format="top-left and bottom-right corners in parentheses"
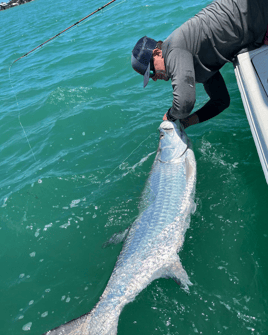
top-left (185, 156), bottom-right (194, 183)
top-left (169, 256), bottom-right (193, 292)
top-left (102, 226), bottom-right (131, 248)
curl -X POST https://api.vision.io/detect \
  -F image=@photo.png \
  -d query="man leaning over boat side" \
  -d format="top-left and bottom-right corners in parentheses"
top-left (131, 0), bottom-right (268, 129)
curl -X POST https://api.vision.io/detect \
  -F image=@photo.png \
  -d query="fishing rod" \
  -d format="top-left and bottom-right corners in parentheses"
top-left (12, 0), bottom-right (116, 64)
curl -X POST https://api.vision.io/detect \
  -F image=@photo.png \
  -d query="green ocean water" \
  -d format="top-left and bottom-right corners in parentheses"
top-left (0, 0), bottom-right (268, 334)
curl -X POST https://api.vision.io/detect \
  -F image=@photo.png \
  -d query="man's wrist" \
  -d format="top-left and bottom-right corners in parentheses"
top-left (166, 108), bottom-right (177, 122)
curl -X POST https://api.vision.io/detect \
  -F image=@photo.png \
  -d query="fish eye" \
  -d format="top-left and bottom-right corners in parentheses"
top-left (160, 133), bottom-right (165, 139)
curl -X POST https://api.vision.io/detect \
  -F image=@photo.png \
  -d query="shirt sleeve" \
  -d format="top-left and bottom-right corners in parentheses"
top-left (166, 48), bottom-right (196, 121)
top-left (194, 71), bottom-right (230, 123)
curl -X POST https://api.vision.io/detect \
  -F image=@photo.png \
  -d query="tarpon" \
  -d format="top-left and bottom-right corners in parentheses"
top-left (44, 120), bottom-right (197, 335)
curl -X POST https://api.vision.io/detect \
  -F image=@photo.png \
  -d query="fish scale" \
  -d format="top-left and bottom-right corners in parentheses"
top-left (44, 121), bottom-right (196, 335)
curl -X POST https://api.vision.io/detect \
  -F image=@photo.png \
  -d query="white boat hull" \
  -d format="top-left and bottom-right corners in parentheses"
top-left (234, 46), bottom-right (268, 184)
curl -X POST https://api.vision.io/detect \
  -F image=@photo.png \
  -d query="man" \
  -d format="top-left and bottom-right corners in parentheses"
top-left (131, 0), bottom-right (268, 129)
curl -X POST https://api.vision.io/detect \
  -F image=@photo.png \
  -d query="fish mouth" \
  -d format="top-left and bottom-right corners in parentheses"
top-left (159, 121), bottom-right (177, 140)
top-left (158, 121), bottom-right (188, 162)
top-left (158, 121), bottom-right (181, 139)
top-left (159, 127), bottom-right (173, 139)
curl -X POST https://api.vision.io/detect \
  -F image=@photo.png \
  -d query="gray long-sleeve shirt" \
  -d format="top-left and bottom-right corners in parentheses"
top-left (162, 0), bottom-right (268, 120)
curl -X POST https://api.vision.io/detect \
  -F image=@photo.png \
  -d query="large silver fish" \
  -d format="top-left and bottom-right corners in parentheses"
top-left (44, 120), bottom-right (196, 335)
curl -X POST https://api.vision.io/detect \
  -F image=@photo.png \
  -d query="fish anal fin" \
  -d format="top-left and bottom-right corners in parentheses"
top-left (169, 255), bottom-right (192, 292)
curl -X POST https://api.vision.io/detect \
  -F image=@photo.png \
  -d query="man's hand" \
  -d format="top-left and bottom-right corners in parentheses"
top-left (163, 113), bottom-right (168, 121)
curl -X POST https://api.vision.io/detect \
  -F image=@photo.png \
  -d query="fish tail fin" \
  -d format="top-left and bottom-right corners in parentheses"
top-left (43, 312), bottom-right (91, 334)
top-left (43, 304), bottom-right (120, 335)
top-left (169, 255), bottom-right (193, 292)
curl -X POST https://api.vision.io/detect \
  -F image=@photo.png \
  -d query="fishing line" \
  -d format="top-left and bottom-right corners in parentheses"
top-left (104, 132), bottom-right (156, 180)
top-left (8, 65), bottom-right (37, 162)
top-left (76, 132), bottom-right (157, 189)
top-left (8, 0), bottom-right (125, 162)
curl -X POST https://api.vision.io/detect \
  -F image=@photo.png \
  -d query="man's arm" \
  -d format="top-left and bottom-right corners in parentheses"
top-left (179, 71), bottom-right (230, 128)
top-left (165, 48), bottom-right (196, 121)
top-left (194, 71), bottom-right (230, 123)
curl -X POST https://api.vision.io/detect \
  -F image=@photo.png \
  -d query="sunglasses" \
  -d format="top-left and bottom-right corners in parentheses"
top-left (149, 57), bottom-right (155, 78)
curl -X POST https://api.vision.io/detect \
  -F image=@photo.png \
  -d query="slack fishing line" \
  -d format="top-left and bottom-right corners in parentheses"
top-left (77, 131), bottom-right (157, 190)
top-left (8, 70), bottom-right (37, 162)
top-left (104, 133), bottom-right (156, 181)
top-left (8, 0), bottom-right (125, 162)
